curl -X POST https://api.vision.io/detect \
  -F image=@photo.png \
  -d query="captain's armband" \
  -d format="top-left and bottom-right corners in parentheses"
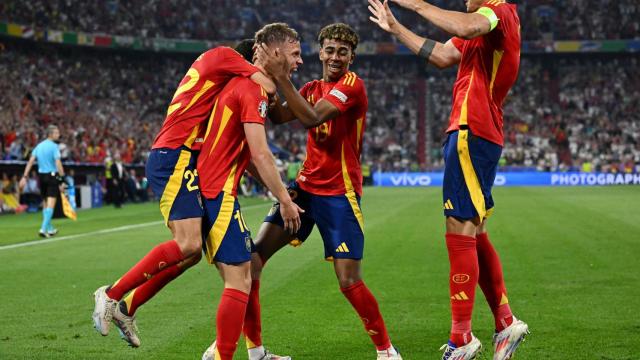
top-left (476, 7), bottom-right (499, 31)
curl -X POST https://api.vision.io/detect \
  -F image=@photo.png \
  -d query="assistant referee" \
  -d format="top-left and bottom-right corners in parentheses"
top-left (19, 125), bottom-right (66, 238)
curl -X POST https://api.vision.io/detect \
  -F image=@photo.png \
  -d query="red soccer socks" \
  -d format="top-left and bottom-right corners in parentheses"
top-left (446, 233), bottom-right (479, 346)
top-left (216, 288), bottom-right (250, 360)
top-left (243, 280), bottom-right (263, 348)
top-left (476, 232), bottom-right (513, 331)
top-left (107, 240), bottom-right (184, 301)
top-left (340, 280), bottom-right (391, 351)
top-left (121, 263), bottom-right (183, 315)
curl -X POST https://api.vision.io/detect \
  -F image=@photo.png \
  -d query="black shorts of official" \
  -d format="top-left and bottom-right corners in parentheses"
top-left (39, 173), bottom-right (60, 199)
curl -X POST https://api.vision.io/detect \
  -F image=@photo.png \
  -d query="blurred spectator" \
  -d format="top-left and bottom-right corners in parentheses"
top-left (109, 152), bottom-right (126, 208)
top-left (125, 169), bottom-right (148, 203)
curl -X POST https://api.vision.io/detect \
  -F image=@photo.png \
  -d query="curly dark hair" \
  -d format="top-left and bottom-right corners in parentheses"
top-left (318, 23), bottom-right (359, 51)
top-left (255, 23), bottom-right (300, 45)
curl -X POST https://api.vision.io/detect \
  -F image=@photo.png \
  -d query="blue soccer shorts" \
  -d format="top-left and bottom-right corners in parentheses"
top-left (264, 182), bottom-right (364, 260)
top-left (202, 192), bottom-right (253, 265)
top-left (442, 129), bottom-right (503, 220)
top-left (146, 146), bottom-right (204, 225)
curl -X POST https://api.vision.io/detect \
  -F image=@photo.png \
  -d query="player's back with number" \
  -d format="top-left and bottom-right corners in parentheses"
top-left (153, 47), bottom-right (259, 150)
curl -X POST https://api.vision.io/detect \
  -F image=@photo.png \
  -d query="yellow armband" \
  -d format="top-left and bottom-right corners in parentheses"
top-left (477, 7), bottom-right (499, 31)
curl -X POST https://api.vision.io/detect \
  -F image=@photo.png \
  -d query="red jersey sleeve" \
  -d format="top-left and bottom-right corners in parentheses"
top-left (217, 47), bottom-right (260, 78)
top-left (323, 72), bottom-right (365, 114)
top-left (451, 37), bottom-right (465, 52)
top-left (236, 80), bottom-right (269, 125)
top-left (299, 81), bottom-right (313, 98)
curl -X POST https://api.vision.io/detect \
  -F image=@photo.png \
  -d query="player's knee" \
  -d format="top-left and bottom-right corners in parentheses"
top-left (337, 273), bottom-right (361, 288)
top-left (227, 275), bottom-right (252, 293)
top-left (175, 236), bottom-right (201, 258)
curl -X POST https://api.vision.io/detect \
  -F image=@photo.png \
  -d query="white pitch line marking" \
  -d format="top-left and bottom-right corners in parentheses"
top-left (0, 202), bottom-right (270, 251)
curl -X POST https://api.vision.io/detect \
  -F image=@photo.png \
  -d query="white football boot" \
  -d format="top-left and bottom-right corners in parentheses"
top-left (377, 346), bottom-right (403, 359)
top-left (92, 285), bottom-right (117, 336)
top-left (112, 302), bottom-right (140, 347)
top-left (248, 345), bottom-right (292, 360)
top-left (492, 317), bottom-right (529, 360)
top-left (202, 341), bottom-right (217, 360)
top-left (440, 335), bottom-right (482, 360)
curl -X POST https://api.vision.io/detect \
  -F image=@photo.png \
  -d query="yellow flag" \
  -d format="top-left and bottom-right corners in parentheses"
top-left (61, 193), bottom-right (77, 221)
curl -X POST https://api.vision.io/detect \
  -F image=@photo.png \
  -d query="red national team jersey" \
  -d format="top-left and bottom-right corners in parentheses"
top-left (297, 72), bottom-right (368, 196)
top-left (446, 0), bottom-right (521, 146)
top-left (152, 47), bottom-right (259, 150)
top-left (197, 77), bottom-right (269, 198)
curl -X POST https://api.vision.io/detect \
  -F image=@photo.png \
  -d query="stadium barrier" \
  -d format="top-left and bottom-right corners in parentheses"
top-left (374, 172), bottom-right (640, 187)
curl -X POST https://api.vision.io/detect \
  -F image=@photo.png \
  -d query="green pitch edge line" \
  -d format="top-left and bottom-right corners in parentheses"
top-left (0, 203), bottom-right (269, 251)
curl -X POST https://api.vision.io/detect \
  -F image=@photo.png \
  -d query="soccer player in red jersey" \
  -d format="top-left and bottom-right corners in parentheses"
top-left (369, 0), bottom-right (529, 359)
top-left (197, 23), bottom-right (304, 360)
top-left (245, 23), bottom-right (402, 360)
top-left (92, 43), bottom-right (277, 347)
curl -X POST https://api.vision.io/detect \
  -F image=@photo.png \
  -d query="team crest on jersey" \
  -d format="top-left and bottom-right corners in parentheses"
top-left (258, 100), bottom-right (268, 118)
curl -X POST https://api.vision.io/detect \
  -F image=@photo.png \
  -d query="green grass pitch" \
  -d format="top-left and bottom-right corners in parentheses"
top-left (0, 186), bottom-right (639, 359)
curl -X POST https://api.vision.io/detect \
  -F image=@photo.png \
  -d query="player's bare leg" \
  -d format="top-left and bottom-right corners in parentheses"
top-left (169, 217), bottom-right (204, 258)
top-left (244, 222), bottom-right (294, 360)
top-left (251, 222), bottom-right (295, 279)
top-left (334, 259), bottom-right (401, 359)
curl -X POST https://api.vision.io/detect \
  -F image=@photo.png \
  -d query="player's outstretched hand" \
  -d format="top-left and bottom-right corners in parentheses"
top-left (255, 43), bottom-right (290, 79)
top-left (280, 200), bottom-right (304, 234)
top-left (368, 0), bottom-right (399, 33)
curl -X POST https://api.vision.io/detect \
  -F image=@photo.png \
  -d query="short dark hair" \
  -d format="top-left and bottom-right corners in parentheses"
top-left (318, 23), bottom-right (359, 51)
top-left (255, 23), bottom-right (300, 46)
top-left (234, 38), bottom-right (255, 62)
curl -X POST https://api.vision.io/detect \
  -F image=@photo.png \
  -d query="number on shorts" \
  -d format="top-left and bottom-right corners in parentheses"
top-left (234, 209), bottom-right (249, 233)
top-left (183, 169), bottom-right (198, 191)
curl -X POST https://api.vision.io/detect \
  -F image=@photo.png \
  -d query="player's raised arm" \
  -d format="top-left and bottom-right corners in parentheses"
top-left (257, 44), bottom-right (340, 128)
top-left (368, 0), bottom-right (461, 69)
top-left (389, 0), bottom-right (495, 39)
top-left (243, 122), bottom-right (303, 233)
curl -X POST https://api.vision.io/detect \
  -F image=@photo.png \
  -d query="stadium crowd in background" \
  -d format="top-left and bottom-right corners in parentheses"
top-left (2, 0), bottom-right (639, 41)
top-left (1, 41), bottom-right (639, 175)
